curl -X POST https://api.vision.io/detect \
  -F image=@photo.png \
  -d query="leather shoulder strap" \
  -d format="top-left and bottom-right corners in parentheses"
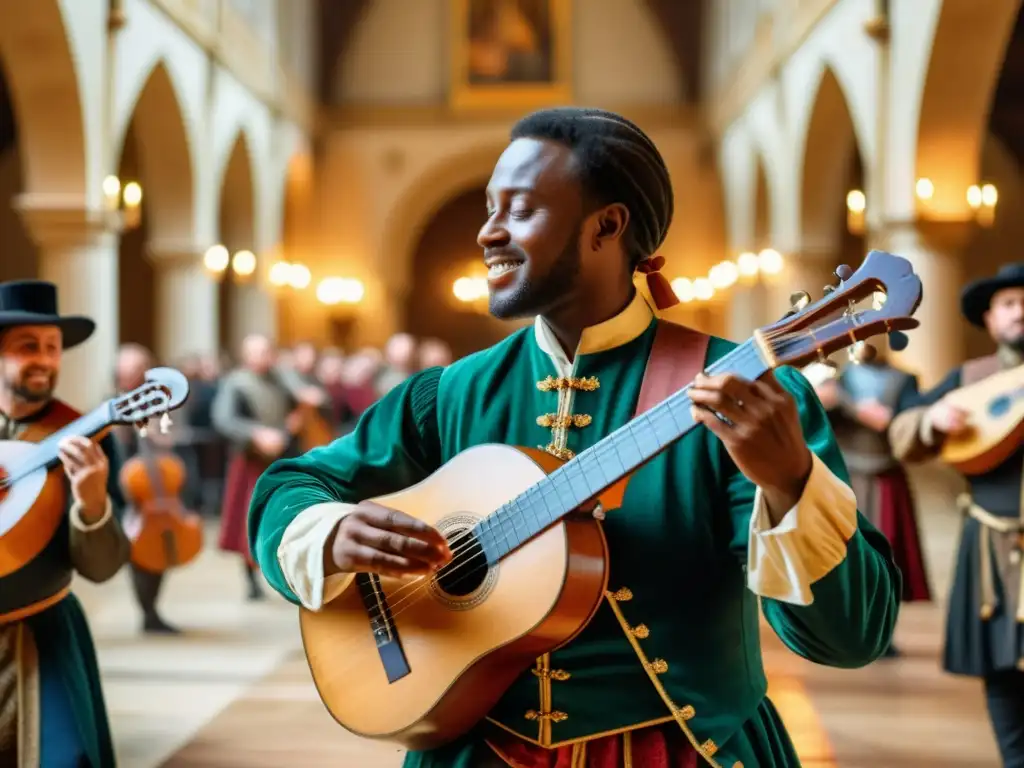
top-left (634, 320), bottom-right (711, 417)
top-left (961, 355), bottom-right (1001, 386)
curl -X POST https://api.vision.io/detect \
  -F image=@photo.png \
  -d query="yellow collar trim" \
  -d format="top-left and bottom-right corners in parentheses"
top-left (533, 292), bottom-right (654, 371)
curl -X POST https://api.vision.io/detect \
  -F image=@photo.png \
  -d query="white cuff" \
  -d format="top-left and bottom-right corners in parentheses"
top-left (746, 454), bottom-right (857, 605)
top-left (70, 498), bottom-right (113, 532)
top-left (277, 502), bottom-right (358, 610)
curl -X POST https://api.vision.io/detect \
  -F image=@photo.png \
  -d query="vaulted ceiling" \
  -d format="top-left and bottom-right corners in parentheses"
top-left (316, 0), bottom-right (704, 105)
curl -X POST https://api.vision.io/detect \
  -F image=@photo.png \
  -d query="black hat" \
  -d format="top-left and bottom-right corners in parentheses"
top-left (0, 280), bottom-right (95, 349)
top-left (960, 263), bottom-right (1024, 328)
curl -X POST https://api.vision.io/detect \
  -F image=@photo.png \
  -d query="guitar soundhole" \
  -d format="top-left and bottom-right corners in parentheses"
top-left (429, 514), bottom-right (498, 610)
top-left (989, 396), bottom-right (1012, 418)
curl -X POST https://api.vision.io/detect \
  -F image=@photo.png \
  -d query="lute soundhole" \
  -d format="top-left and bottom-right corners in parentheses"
top-left (429, 514), bottom-right (498, 610)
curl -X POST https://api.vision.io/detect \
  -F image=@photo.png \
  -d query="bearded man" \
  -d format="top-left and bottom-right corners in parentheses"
top-left (0, 280), bottom-right (129, 767)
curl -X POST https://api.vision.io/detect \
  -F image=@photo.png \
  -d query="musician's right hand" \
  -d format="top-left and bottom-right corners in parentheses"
top-left (927, 399), bottom-right (970, 436)
top-left (252, 427), bottom-right (288, 457)
top-left (327, 501), bottom-right (453, 578)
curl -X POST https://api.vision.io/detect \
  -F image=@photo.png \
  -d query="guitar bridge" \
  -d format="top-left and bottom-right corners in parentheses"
top-left (355, 573), bottom-right (411, 684)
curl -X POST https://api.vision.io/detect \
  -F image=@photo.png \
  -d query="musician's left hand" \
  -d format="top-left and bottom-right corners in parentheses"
top-left (690, 371), bottom-right (812, 523)
top-left (58, 436), bottom-right (109, 522)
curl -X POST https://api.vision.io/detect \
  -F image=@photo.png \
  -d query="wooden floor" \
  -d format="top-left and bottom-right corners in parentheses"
top-left (71, 507), bottom-right (1001, 768)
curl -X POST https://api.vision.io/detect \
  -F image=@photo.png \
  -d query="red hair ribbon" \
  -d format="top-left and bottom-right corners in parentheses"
top-left (636, 255), bottom-right (679, 310)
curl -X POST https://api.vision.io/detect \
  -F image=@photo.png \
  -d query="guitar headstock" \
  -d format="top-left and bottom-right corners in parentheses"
top-left (110, 367), bottom-right (190, 434)
top-left (755, 250), bottom-right (922, 370)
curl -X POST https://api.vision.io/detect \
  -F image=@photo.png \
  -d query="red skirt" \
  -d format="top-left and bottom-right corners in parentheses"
top-left (218, 455), bottom-right (267, 566)
top-left (876, 467), bottom-right (931, 602)
top-left (484, 724), bottom-right (698, 768)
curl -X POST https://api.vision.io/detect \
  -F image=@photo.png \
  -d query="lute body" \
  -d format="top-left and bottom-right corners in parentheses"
top-left (940, 364), bottom-right (1024, 475)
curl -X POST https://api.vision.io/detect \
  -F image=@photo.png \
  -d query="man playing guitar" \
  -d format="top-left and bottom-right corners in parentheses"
top-left (0, 280), bottom-right (130, 767)
top-left (890, 263), bottom-right (1024, 767)
top-left (249, 108), bottom-right (901, 768)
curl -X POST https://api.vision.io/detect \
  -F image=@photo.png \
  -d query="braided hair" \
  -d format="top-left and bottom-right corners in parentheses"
top-left (510, 107), bottom-right (674, 272)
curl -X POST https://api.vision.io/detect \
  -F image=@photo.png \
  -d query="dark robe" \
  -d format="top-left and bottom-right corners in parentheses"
top-left (826, 361), bottom-right (931, 602)
top-left (890, 350), bottom-right (1024, 676)
top-left (0, 401), bottom-right (130, 767)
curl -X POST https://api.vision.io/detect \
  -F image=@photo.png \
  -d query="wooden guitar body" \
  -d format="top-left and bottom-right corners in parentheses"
top-left (941, 365), bottom-right (1024, 475)
top-left (299, 444), bottom-right (613, 751)
top-left (0, 439), bottom-right (65, 578)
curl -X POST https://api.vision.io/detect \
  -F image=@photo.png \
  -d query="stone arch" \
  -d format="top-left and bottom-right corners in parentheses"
top-left (799, 65), bottom-right (863, 249)
top-left (0, 0), bottom-right (86, 196)
top-left (915, 0), bottom-right (1022, 216)
top-left (216, 131), bottom-right (257, 354)
top-left (114, 61), bottom-right (196, 244)
top-left (379, 142), bottom-right (507, 304)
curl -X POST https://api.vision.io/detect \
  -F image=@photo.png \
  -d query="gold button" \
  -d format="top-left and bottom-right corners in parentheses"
top-left (646, 658), bottom-right (668, 674)
top-left (610, 587), bottom-right (633, 601)
top-left (630, 624), bottom-right (650, 639)
top-left (677, 704), bottom-right (695, 720)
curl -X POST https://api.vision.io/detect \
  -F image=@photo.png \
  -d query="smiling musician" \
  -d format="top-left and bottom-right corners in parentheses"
top-left (0, 280), bottom-right (129, 768)
top-left (249, 108), bottom-right (900, 768)
top-left (889, 263), bottom-right (1024, 767)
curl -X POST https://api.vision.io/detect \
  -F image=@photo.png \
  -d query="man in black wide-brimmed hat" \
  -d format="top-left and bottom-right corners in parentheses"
top-left (0, 280), bottom-right (130, 767)
top-left (890, 263), bottom-right (1024, 766)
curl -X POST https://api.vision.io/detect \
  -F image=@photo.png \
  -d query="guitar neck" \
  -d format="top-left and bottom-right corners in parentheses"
top-left (476, 338), bottom-right (770, 564)
top-left (6, 404), bottom-right (114, 483)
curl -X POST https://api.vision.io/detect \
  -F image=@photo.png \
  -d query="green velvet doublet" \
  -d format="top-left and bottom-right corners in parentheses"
top-left (250, 316), bottom-right (900, 768)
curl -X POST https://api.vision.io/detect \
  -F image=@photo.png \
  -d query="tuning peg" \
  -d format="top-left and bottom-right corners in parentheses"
top-left (823, 284), bottom-right (836, 296)
top-left (872, 291), bottom-right (887, 310)
top-left (789, 291), bottom-right (811, 311)
top-left (888, 330), bottom-right (909, 351)
top-left (847, 340), bottom-right (871, 364)
top-left (834, 264), bottom-right (854, 282)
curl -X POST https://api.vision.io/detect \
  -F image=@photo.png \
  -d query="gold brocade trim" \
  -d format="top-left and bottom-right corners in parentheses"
top-left (623, 731), bottom-right (633, 768)
top-left (570, 742), bottom-right (587, 768)
top-left (610, 587), bottom-right (633, 601)
top-left (485, 714), bottom-right (677, 749)
top-left (542, 444), bottom-right (576, 460)
top-left (525, 710), bottom-right (569, 723)
top-left (536, 376), bottom-right (600, 392)
top-left (629, 624), bottom-right (650, 639)
top-left (533, 667), bottom-right (572, 681)
top-left (604, 588), bottom-right (722, 768)
top-left (536, 413), bottom-right (593, 429)
top-left (647, 658), bottom-right (669, 674)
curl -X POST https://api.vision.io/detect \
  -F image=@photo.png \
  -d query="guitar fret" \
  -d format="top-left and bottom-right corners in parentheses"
top-left (474, 339), bottom-right (769, 562)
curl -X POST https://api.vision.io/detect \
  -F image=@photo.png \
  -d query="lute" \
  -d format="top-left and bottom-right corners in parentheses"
top-left (0, 367), bottom-right (190, 577)
top-left (298, 250), bottom-right (922, 751)
top-left (939, 363), bottom-right (1024, 475)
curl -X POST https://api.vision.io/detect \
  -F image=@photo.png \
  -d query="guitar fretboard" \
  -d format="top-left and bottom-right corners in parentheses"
top-left (475, 338), bottom-right (770, 564)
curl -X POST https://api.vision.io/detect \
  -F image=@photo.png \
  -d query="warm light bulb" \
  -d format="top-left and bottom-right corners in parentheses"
top-left (708, 261), bottom-right (739, 289)
top-left (758, 248), bottom-right (783, 275)
top-left (453, 277), bottom-right (477, 302)
top-left (316, 277), bottom-right (365, 305)
top-left (967, 185), bottom-right (982, 209)
top-left (982, 183), bottom-right (998, 207)
top-left (232, 250), bottom-right (256, 276)
top-left (737, 251), bottom-right (759, 277)
top-left (915, 178), bottom-right (934, 200)
top-left (203, 244), bottom-right (229, 273)
top-left (268, 261), bottom-right (292, 286)
top-left (287, 263), bottom-right (311, 289)
top-left (122, 181), bottom-right (142, 208)
top-left (846, 189), bottom-right (866, 213)
top-left (671, 277), bottom-right (693, 302)
top-left (692, 277), bottom-right (714, 301)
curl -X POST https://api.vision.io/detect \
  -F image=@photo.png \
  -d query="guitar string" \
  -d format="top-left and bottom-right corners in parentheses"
top-left (324, 324), bottom-right (823, 627)
top-left (323, 339), bottom-right (778, 651)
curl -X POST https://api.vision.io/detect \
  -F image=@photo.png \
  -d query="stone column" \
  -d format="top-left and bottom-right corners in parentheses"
top-left (147, 245), bottom-right (219, 364)
top-left (876, 221), bottom-right (970, 388)
top-left (15, 202), bottom-right (119, 411)
top-left (230, 279), bottom-right (278, 349)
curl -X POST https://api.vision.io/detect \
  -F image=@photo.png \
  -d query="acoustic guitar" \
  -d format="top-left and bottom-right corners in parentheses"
top-left (939, 363), bottom-right (1024, 475)
top-left (298, 250), bottom-right (922, 751)
top-left (0, 367), bottom-right (190, 577)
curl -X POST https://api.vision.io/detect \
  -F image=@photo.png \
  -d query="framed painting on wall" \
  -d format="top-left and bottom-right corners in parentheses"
top-left (449, 0), bottom-right (572, 110)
